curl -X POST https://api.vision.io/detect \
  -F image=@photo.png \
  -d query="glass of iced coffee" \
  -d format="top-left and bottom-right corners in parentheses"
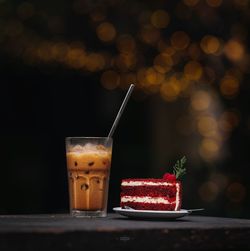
top-left (66, 137), bottom-right (112, 217)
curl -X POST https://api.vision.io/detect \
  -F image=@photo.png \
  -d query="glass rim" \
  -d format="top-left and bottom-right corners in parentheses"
top-left (66, 136), bottom-right (113, 140)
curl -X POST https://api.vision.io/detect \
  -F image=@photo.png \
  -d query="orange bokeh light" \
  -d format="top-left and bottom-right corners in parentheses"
top-left (220, 76), bottom-right (239, 97)
top-left (151, 10), bottom-right (170, 29)
top-left (153, 53), bottom-right (173, 73)
top-left (184, 61), bottom-right (203, 80)
top-left (96, 22), bottom-right (116, 42)
top-left (200, 35), bottom-right (220, 54)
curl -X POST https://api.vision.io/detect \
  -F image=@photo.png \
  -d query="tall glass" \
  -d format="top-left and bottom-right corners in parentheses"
top-left (66, 137), bottom-right (113, 217)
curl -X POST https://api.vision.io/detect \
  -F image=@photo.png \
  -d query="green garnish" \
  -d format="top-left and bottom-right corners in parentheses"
top-left (173, 156), bottom-right (187, 179)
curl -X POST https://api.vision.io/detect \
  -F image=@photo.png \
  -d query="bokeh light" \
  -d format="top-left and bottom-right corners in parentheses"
top-left (224, 39), bottom-right (245, 62)
top-left (151, 10), bottom-right (170, 29)
top-left (85, 53), bottom-right (105, 72)
top-left (160, 76), bottom-right (181, 101)
top-left (116, 35), bottom-right (136, 53)
top-left (200, 35), bottom-right (221, 54)
top-left (197, 115), bottom-right (217, 137)
top-left (96, 22), bottom-right (116, 42)
top-left (191, 90), bottom-right (211, 111)
top-left (184, 61), bottom-right (203, 80)
top-left (220, 76), bottom-right (239, 98)
top-left (153, 53), bottom-right (173, 74)
top-left (199, 138), bottom-right (220, 161)
top-left (140, 24), bottom-right (161, 44)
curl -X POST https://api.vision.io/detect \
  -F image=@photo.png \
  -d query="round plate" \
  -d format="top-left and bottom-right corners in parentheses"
top-left (113, 207), bottom-right (190, 219)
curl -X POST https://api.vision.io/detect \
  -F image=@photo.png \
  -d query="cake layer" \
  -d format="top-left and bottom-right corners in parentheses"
top-left (120, 179), bottom-right (182, 211)
top-left (120, 202), bottom-right (178, 211)
top-left (121, 185), bottom-right (177, 198)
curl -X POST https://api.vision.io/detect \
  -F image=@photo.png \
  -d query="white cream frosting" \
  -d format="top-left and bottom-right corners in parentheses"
top-left (121, 196), bottom-right (174, 204)
top-left (121, 181), bottom-right (175, 186)
top-left (175, 183), bottom-right (180, 210)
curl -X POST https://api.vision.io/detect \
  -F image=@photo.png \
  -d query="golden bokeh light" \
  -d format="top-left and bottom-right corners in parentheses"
top-left (115, 53), bottom-right (137, 71)
top-left (197, 116), bottom-right (218, 137)
top-left (160, 76), bottom-right (181, 101)
top-left (224, 39), bottom-right (245, 62)
top-left (226, 182), bottom-right (246, 203)
top-left (96, 22), bottom-right (116, 42)
top-left (153, 53), bottom-right (173, 73)
top-left (157, 41), bottom-right (176, 56)
top-left (206, 0), bottom-right (223, 7)
top-left (65, 48), bottom-right (86, 69)
top-left (137, 67), bottom-right (164, 93)
top-left (85, 53), bottom-right (105, 72)
top-left (140, 24), bottom-right (161, 44)
top-left (199, 181), bottom-right (219, 202)
top-left (51, 42), bottom-right (69, 62)
top-left (101, 70), bottom-right (120, 90)
top-left (184, 60), bottom-right (203, 80)
top-left (151, 10), bottom-right (170, 29)
top-left (191, 90), bottom-right (211, 111)
top-left (183, 0), bottom-right (200, 7)
top-left (200, 35), bottom-right (220, 54)
top-left (145, 67), bottom-right (164, 85)
top-left (116, 34), bottom-right (136, 53)
top-left (171, 31), bottom-right (190, 50)
top-left (199, 138), bottom-right (220, 160)
top-left (220, 76), bottom-right (239, 97)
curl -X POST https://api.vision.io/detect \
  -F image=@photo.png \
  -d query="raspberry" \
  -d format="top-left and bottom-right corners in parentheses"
top-left (163, 173), bottom-right (176, 181)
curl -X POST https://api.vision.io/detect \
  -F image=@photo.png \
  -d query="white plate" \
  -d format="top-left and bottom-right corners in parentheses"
top-left (113, 207), bottom-right (190, 219)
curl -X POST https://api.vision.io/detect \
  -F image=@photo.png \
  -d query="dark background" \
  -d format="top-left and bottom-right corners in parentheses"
top-left (0, 0), bottom-right (249, 218)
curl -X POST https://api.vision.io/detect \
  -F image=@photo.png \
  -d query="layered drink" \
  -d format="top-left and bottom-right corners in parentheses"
top-left (66, 137), bottom-right (112, 217)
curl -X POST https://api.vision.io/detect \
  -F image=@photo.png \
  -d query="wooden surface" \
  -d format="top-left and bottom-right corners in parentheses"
top-left (0, 214), bottom-right (249, 251)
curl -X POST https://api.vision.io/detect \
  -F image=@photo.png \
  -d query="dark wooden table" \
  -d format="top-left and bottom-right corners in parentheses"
top-left (0, 214), bottom-right (249, 251)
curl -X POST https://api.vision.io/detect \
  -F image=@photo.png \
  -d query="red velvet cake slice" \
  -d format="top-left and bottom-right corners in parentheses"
top-left (120, 156), bottom-right (186, 211)
top-left (120, 178), bottom-right (182, 211)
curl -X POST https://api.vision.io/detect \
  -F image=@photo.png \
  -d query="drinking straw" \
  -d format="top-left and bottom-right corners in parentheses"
top-left (108, 84), bottom-right (135, 138)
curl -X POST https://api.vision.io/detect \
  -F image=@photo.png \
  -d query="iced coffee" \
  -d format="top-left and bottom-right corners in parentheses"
top-left (66, 137), bottom-right (112, 217)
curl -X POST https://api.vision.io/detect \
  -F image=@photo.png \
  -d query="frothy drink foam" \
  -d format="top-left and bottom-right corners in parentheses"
top-left (66, 143), bottom-right (112, 212)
